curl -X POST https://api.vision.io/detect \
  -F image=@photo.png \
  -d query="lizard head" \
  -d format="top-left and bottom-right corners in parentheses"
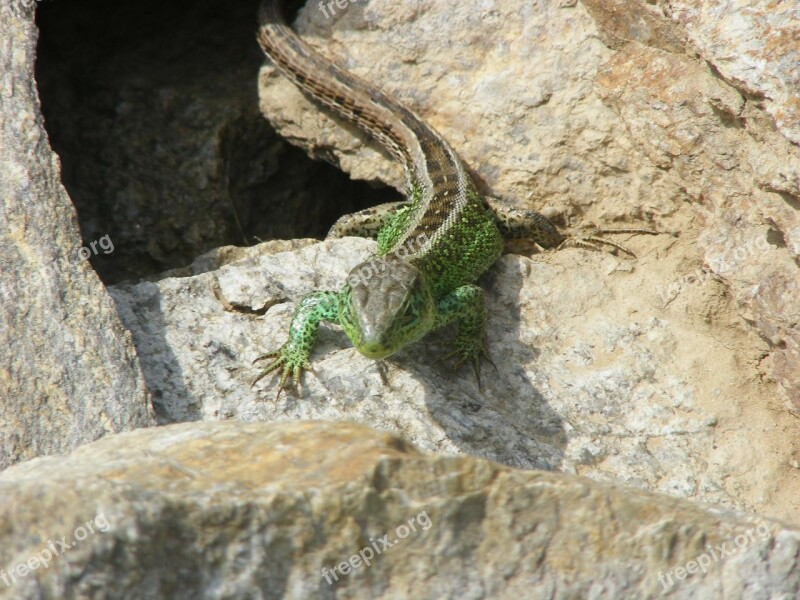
top-left (339, 256), bottom-right (436, 359)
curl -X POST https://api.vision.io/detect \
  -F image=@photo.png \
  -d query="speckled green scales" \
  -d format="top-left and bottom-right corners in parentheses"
top-left (253, 180), bottom-right (561, 395)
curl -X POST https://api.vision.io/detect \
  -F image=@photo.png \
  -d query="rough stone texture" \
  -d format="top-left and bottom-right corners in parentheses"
top-left (256, 0), bottom-right (800, 411)
top-left (1, 421), bottom-right (798, 599)
top-left (109, 235), bottom-right (800, 523)
top-left (594, 38), bottom-right (800, 423)
top-left (0, 5), bottom-right (155, 468)
top-left (662, 0), bottom-right (800, 146)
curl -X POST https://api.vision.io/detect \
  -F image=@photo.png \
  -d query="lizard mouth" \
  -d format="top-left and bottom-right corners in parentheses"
top-left (355, 341), bottom-right (394, 359)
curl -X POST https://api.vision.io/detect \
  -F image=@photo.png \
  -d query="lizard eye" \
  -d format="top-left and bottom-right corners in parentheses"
top-left (401, 304), bottom-right (416, 326)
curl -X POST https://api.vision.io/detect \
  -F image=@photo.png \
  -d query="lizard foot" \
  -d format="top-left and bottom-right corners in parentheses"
top-left (252, 345), bottom-right (312, 399)
top-left (439, 337), bottom-right (495, 389)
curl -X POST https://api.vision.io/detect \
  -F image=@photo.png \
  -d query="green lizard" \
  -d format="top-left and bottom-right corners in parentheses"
top-left (255, 0), bottom-right (648, 396)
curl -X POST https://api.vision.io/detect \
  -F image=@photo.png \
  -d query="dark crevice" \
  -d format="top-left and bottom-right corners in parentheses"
top-left (766, 226), bottom-right (787, 249)
top-left (774, 190), bottom-right (800, 211)
top-left (35, 0), bottom-right (393, 284)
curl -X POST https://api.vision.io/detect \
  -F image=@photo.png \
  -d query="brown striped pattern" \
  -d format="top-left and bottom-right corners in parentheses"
top-left (257, 0), bottom-right (473, 253)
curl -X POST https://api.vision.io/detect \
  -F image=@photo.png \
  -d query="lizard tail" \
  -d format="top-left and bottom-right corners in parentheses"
top-left (257, 0), bottom-right (427, 171)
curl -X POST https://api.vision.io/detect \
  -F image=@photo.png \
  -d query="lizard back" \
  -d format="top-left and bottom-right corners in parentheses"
top-left (257, 0), bottom-right (503, 298)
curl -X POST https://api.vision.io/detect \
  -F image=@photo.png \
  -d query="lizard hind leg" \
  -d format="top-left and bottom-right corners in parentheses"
top-left (433, 284), bottom-right (493, 386)
top-left (485, 196), bottom-right (660, 257)
top-left (484, 197), bottom-right (564, 250)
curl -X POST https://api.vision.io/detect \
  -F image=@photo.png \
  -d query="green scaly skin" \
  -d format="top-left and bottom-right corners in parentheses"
top-left (254, 0), bottom-right (566, 395)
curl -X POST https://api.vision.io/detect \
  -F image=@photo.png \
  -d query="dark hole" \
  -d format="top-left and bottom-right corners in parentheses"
top-left (35, 0), bottom-right (396, 284)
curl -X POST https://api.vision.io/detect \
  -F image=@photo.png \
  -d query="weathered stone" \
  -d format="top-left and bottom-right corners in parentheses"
top-left (110, 234), bottom-right (800, 523)
top-left (594, 39), bottom-right (800, 411)
top-left (0, 4), bottom-right (155, 469)
top-left (0, 421), bottom-right (797, 599)
top-left (661, 0), bottom-right (800, 146)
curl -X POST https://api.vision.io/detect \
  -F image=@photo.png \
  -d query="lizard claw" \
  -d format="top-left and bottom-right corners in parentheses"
top-left (482, 345), bottom-right (497, 372)
top-left (559, 228), bottom-right (661, 258)
top-left (440, 339), bottom-right (492, 389)
top-left (251, 346), bottom-right (313, 399)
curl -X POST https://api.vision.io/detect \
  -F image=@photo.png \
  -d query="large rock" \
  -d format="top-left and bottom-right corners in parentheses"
top-left (0, 421), bottom-right (797, 599)
top-left (0, 4), bottom-right (155, 469)
top-left (109, 234), bottom-right (800, 523)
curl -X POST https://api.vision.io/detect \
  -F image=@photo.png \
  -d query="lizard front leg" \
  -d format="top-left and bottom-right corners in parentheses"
top-left (433, 284), bottom-right (492, 382)
top-left (253, 291), bottom-right (340, 397)
top-left (327, 201), bottom-right (411, 240)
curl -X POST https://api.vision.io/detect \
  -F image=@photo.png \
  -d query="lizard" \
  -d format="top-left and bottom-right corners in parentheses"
top-left (254, 0), bottom-right (651, 396)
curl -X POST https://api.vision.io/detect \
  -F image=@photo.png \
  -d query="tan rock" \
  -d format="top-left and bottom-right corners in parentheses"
top-left (0, 421), bottom-right (797, 599)
top-left (0, 4), bottom-right (155, 469)
top-left (661, 0), bottom-right (800, 145)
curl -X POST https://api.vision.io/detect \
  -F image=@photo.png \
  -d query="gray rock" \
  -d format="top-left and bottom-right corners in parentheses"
top-left (0, 420), bottom-right (797, 599)
top-left (0, 5), bottom-right (155, 468)
top-left (110, 233), bottom-right (800, 522)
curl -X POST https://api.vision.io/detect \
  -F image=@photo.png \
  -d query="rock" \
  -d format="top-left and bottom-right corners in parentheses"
top-left (661, 0), bottom-right (800, 146)
top-left (256, 0), bottom-right (800, 411)
top-left (593, 21), bottom-right (800, 414)
top-left (0, 5), bottom-right (155, 469)
top-left (109, 235), bottom-right (800, 523)
top-left (0, 421), bottom-right (797, 599)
